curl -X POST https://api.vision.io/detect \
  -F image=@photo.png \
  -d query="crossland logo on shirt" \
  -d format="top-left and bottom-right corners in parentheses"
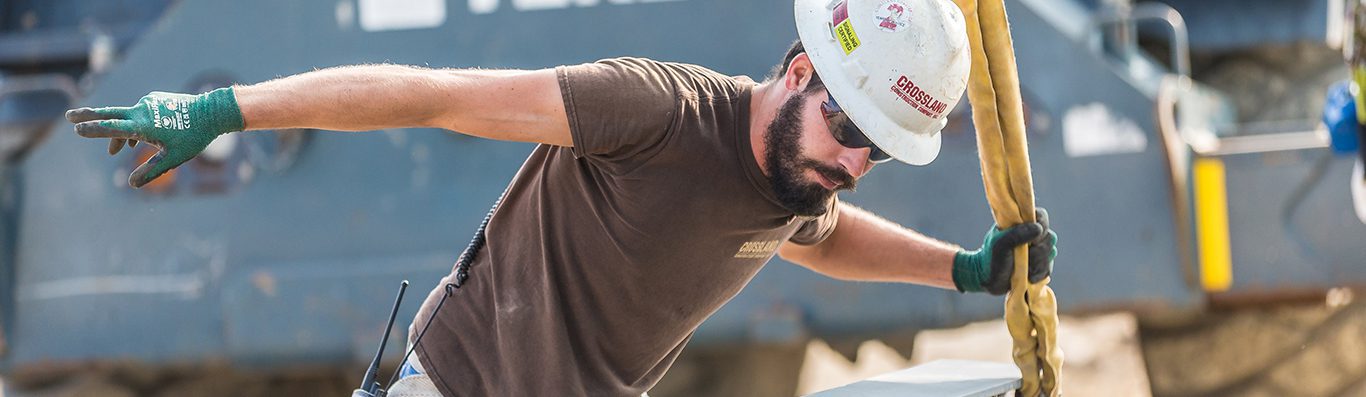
top-left (734, 240), bottom-right (782, 259)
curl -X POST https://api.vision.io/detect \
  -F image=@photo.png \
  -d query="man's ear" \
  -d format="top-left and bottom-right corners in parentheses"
top-left (784, 53), bottom-right (817, 92)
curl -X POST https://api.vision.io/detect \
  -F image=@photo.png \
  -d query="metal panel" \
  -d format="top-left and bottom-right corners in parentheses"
top-left (0, 165), bottom-right (15, 357)
top-left (1221, 151), bottom-right (1366, 294)
top-left (1160, 0), bottom-right (1333, 51)
top-left (0, 0), bottom-right (174, 66)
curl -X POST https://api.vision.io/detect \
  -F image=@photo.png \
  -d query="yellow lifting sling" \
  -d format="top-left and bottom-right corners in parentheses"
top-left (950, 0), bottom-right (1063, 395)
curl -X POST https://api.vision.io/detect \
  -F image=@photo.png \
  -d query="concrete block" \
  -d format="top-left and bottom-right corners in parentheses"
top-left (804, 359), bottom-right (1020, 397)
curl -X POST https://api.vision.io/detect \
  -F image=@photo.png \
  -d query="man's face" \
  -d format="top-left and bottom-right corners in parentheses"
top-left (764, 89), bottom-right (877, 216)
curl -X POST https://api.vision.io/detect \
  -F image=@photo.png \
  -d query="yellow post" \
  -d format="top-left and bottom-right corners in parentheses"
top-left (1193, 157), bottom-right (1233, 292)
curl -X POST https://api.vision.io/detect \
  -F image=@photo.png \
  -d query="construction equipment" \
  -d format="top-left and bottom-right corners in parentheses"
top-left (1, 0), bottom-right (1363, 395)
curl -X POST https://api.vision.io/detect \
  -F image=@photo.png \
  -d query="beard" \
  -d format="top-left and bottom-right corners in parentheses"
top-left (764, 92), bottom-right (857, 217)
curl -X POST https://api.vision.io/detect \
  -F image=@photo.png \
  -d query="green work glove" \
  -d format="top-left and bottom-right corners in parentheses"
top-left (952, 208), bottom-right (1058, 295)
top-left (65, 87), bottom-right (245, 188)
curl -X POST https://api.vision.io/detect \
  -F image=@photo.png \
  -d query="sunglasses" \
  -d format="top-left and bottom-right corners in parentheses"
top-left (819, 92), bottom-right (892, 163)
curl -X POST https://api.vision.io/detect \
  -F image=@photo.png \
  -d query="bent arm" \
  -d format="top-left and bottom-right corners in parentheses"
top-left (777, 202), bottom-right (960, 289)
top-left (236, 64), bottom-right (571, 146)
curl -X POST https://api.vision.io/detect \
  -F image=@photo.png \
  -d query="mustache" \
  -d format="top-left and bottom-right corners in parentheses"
top-left (802, 159), bottom-right (857, 191)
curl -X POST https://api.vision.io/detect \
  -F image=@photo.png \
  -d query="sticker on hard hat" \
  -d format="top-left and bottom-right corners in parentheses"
top-left (874, 1), bottom-right (911, 33)
top-left (830, 1), bottom-right (861, 54)
top-left (834, 18), bottom-right (861, 55)
top-left (892, 75), bottom-right (949, 118)
top-left (832, 1), bottom-right (849, 25)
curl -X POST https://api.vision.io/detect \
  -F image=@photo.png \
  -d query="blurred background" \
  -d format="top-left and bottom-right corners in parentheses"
top-left (1, 0), bottom-right (1365, 396)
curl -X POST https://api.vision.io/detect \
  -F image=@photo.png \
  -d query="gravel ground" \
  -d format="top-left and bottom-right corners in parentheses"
top-left (1142, 300), bottom-right (1366, 397)
top-left (12, 305), bottom-right (1362, 397)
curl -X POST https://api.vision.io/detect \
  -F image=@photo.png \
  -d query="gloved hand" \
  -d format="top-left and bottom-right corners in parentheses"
top-left (952, 208), bottom-right (1057, 295)
top-left (65, 87), bottom-right (245, 188)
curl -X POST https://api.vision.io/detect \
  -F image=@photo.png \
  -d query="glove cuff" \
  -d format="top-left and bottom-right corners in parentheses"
top-left (197, 87), bottom-right (246, 135)
top-left (951, 250), bottom-right (986, 293)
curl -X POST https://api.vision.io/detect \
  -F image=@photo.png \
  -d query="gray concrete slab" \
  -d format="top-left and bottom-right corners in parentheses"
top-left (804, 360), bottom-right (1020, 397)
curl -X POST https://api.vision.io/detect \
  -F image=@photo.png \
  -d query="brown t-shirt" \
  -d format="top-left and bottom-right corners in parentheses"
top-left (411, 57), bottom-right (840, 396)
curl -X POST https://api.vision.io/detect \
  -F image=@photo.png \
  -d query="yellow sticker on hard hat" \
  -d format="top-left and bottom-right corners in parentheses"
top-left (835, 19), bottom-right (861, 55)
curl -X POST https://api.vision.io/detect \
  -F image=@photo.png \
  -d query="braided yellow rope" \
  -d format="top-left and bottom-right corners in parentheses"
top-left (950, 0), bottom-right (1063, 395)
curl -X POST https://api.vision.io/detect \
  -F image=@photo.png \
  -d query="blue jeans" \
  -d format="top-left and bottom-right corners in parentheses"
top-left (398, 357), bottom-right (422, 379)
top-left (386, 356), bottom-right (440, 397)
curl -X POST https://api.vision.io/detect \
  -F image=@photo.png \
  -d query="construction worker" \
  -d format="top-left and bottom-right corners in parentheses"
top-left (64, 0), bottom-right (1057, 395)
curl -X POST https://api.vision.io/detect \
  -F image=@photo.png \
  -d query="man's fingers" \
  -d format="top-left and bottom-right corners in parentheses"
top-left (994, 222), bottom-right (1044, 253)
top-left (1029, 230), bottom-right (1058, 256)
top-left (65, 107), bottom-right (132, 123)
top-left (129, 153), bottom-right (164, 188)
top-left (1031, 208), bottom-right (1052, 244)
top-left (1027, 230), bottom-right (1058, 284)
top-left (108, 138), bottom-right (127, 155)
top-left (107, 138), bottom-right (140, 155)
top-left (1028, 255), bottom-right (1050, 283)
top-left (1047, 231), bottom-right (1058, 261)
top-left (75, 120), bottom-right (140, 139)
top-left (128, 151), bottom-right (189, 188)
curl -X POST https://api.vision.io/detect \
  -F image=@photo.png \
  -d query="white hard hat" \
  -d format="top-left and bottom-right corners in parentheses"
top-left (795, 0), bottom-right (970, 165)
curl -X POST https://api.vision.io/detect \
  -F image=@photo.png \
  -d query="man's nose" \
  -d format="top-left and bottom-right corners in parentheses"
top-left (840, 147), bottom-right (874, 179)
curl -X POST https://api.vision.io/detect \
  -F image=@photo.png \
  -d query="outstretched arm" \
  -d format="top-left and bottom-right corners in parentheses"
top-left (235, 65), bottom-right (570, 145)
top-left (66, 64), bottom-right (571, 187)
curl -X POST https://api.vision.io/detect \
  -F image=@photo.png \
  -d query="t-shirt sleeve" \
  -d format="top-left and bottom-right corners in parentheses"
top-left (556, 57), bottom-right (680, 165)
top-left (788, 197), bottom-right (841, 246)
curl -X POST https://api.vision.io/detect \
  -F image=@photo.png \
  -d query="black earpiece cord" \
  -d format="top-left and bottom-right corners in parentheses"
top-left (384, 195), bottom-right (501, 390)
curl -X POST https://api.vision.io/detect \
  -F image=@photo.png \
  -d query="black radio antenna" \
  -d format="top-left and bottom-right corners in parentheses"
top-left (353, 280), bottom-right (409, 397)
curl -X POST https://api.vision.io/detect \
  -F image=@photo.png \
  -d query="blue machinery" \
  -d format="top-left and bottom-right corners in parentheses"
top-left (1, 0), bottom-right (1362, 386)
